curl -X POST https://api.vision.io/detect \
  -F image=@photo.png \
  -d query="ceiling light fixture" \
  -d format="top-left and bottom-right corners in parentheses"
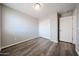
top-left (33, 3), bottom-right (41, 10)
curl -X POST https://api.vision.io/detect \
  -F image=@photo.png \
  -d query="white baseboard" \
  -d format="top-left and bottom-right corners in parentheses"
top-left (39, 36), bottom-right (58, 43)
top-left (1, 37), bottom-right (38, 49)
top-left (76, 48), bottom-right (79, 56)
top-left (50, 39), bottom-right (58, 43)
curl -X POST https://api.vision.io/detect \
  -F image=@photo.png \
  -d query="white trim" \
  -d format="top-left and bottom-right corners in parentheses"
top-left (1, 37), bottom-right (38, 49)
top-left (50, 39), bottom-right (58, 43)
top-left (76, 48), bottom-right (79, 56)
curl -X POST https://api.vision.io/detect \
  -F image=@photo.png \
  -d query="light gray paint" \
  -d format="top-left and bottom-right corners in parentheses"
top-left (72, 7), bottom-right (77, 44)
top-left (72, 4), bottom-right (79, 54)
top-left (61, 11), bottom-right (73, 17)
top-left (1, 6), bottom-right (38, 48)
top-left (50, 13), bottom-right (58, 43)
top-left (3, 3), bottom-right (76, 19)
top-left (39, 13), bottom-right (58, 43)
top-left (0, 6), bottom-right (1, 49)
top-left (76, 4), bottom-right (79, 52)
top-left (39, 18), bottom-right (51, 39)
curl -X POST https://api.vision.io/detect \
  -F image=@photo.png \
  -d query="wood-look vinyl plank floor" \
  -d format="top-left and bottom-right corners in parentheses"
top-left (0, 37), bottom-right (78, 56)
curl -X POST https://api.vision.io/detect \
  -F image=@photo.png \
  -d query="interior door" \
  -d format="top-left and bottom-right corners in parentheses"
top-left (60, 16), bottom-right (73, 43)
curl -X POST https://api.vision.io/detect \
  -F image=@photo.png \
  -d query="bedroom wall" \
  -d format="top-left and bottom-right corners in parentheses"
top-left (1, 6), bottom-right (38, 48)
top-left (0, 5), bottom-right (2, 50)
top-left (39, 18), bottom-right (51, 39)
top-left (50, 13), bottom-right (58, 43)
top-left (72, 7), bottom-right (77, 44)
top-left (72, 4), bottom-right (79, 55)
top-left (39, 13), bottom-right (58, 43)
top-left (75, 4), bottom-right (79, 54)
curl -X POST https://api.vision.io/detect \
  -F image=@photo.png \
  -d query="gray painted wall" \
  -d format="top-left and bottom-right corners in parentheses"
top-left (39, 18), bottom-right (51, 39)
top-left (39, 13), bottom-right (58, 43)
top-left (0, 5), bottom-right (2, 50)
top-left (1, 6), bottom-right (38, 48)
top-left (50, 13), bottom-right (58, 43)
top-left (76, 4), bottom-right (79, 52)
top-left (72, 7), bottom-right (77, 45)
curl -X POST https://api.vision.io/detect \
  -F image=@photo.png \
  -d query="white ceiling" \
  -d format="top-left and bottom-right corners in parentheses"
top-left (3, 3), bottom-right (76, 19)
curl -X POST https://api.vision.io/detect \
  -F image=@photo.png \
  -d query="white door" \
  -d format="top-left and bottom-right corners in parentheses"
top-left (60, 16), bottom-right (73, 43)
